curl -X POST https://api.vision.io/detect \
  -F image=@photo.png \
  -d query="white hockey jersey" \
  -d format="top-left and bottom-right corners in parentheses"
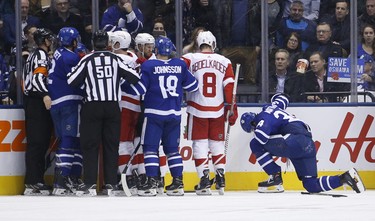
top-left (182, 52), bottom-right (235, 118)
top-left (119, 51), bottom-right (141, 112)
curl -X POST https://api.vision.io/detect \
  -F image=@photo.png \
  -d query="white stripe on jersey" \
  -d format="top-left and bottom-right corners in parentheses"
top-left (144, 108), bottom-right (182, 116)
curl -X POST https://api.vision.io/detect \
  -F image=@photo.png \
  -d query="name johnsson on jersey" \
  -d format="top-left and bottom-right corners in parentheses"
top-left (154, 66), bottom-right (182, 74)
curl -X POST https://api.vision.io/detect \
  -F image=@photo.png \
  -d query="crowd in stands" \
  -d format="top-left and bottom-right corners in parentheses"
top-left (0, 0), bottom-right (375, 105)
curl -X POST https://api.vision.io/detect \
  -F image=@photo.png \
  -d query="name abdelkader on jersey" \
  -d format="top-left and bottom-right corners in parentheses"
top-left (191, 59), bottom-right (226, 74)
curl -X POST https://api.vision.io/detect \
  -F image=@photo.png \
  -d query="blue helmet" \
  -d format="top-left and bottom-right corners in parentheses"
top-left (240, 112), bottom-right (257, 133)
top-left (58, 27), bottom-right (80, 46)
top-left (155, 36), bottom-right (176, 56)
top-left (271, 93), bottom-right (290, 110)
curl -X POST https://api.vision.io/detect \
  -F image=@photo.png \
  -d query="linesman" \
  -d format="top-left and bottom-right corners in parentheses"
top-left (67, 30), bottom-right (140, 196)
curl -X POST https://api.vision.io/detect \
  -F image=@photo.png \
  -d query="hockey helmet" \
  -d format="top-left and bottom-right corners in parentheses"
top-left (111, 30), bottom-right (132, 50)
top-left (58, 27), bottom-right (80, 46)
top-left (240, 112), bottom-right (257, 133)
top-left (271, 93), bottom-right (290, 110)
top-left (196, 31), bottom-right (216, 51)
top-left (155, 36), bottom-right (176, 56)
top-left (92, 30), bottom-right (108, 50)
top-left (135, 33), bottom-right (155, 50)
top-left (33, 28), bottom-right (54, 46)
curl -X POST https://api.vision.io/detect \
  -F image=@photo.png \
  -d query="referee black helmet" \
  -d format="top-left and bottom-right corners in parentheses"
top-left (33, 28), bottom-right (54, 46)
top-left (93, 30), bottom-right (108, 50)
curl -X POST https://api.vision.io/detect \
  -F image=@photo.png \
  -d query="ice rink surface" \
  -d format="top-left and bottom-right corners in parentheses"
top-left (0, 190), bottom-right (374, 221)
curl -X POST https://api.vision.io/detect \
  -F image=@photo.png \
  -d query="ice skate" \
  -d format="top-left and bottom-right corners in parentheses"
top-left (340, 168), bottom-right (366, 193)
top-left (165, 176), bottom-right (184, 196)
top-left (23, 183), bottom-right (52, 196)
top-left (137, 176), bottom-right (157, 197)
top-left (156, 176), bottom-right (165, 195)
top-left (52, 172), bottom-right (74, 196)
top-left (102, 184), bottom-right (125, 196)
top-left (195, 170), bottom-right (212, 196)
top-left (215, 169), bottom-right (225, 195)
top-left (258, 172), bottom-right (284, 193)
top-left (126, 174), bottom-right (138, 196)
top-left (75, 184), bottom-right (97, 197)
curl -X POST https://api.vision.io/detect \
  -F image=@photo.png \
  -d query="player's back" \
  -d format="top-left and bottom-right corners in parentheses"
top-left (140, 58), bottom-right (198, 119)
top-left (182, 52), bottom-right (233, 118)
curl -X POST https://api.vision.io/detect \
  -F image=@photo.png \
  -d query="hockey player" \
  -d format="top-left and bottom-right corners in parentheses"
top-left (240, 93), bottom-right (366, 194)
top-left (182, 31), bottom-right (238, 195)
top-left (125, 36), bottom-right (198, 196)
top-left (48, 27), bottom-right (84, 195)
top-left (134, 33), bottom-right (168, 195)
top-left (108, 30), bottom-right (141, 196)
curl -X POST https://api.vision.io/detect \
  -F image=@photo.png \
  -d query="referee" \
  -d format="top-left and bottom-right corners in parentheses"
top-left (67, 30), bottom-right (140, 196)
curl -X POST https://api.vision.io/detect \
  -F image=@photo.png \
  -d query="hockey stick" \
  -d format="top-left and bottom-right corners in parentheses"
top-left (45, 137), bottom-right (59, 172)
top-left (224, 63), bottom-right (240, 155)
top-left (121, 140), bottom-right (142, 197)
top-left (301, 192), bottom-right (347, 198)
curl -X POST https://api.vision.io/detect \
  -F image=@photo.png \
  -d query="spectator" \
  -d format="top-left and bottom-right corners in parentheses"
top-left (182, 26), bottom-right (206, 55)
top-left (320, 0), bottom-right (351, 54)
top-left (360, 54), bottom-right (375, 91)
top-left (23, 24), bottom-right (38, 54)
top-left (100, 0), bottom-right (143, 36)
top-left (22, 28), bottom-right (55, 195)
top-left (269, 49), bottom-right (305, 102)
top-left (284, 32), bottom-right (304, 70)
top-left (358, 0), bottom-right (375, 33)
top-left (0, 53), bottom-right (9, 105)
top-left (276, 0), bottom-right (317, 51)
top-left (152, 17), bottom-right (167, 39)
top-left (2, 0), bottom-right (40, 54)
top-left (41, 0), bottom-right (87, 47)
top-left (358, 24), bottom-right (375, 58)
top-left (304, 22), bottom-right (347, 62)
top-left (318, 0), bottom-right (336, 21)
top-left (283, 0), bottom-right (320, 22)
top-left (305, 51), bottom-right (349, 102)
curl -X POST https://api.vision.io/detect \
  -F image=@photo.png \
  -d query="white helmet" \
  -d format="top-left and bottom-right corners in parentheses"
top-left (111, 30), bottom-right (132, 50)
top-left (135, 33), bottom-right (155, 50)
top-left (197, 31), bottom-right (216, 51)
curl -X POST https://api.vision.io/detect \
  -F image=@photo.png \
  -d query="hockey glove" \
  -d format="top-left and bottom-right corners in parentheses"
top-left (225, 103), bottom-right (238, 126)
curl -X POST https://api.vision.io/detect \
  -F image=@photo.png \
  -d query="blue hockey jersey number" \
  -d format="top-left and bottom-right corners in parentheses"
top-left (159, 75), bottom-right (179, 98)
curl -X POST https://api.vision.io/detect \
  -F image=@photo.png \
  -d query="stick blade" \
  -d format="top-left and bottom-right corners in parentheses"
top-left (121, 173), bottom-right (132, 197)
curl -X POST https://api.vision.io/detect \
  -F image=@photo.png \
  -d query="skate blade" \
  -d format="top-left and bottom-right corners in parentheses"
top-left (195, 188), bottom-right (212, 196)
top-left (349, 168), bottom-right (366, 193)
top-left (52, 188), bottom-right (73, 196)
top-left (258, 184), bottom-right (284, 193)
top-left (24, 189), bottom-right (51, 196)
top-left (157, 187), bottom-right (164, 195)
top-left (166, 189), bottom-right (184, 196)
top-left (75, 189), bottom-right (97, 197)
top-left (218, 188), bottom-right (224, 195)
top-left (137, 189), bottom-right (157, 197)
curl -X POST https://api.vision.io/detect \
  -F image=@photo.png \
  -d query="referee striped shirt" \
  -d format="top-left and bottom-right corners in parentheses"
top-left (22, 48), bottom-right (50, 97)
top-left (67, 51), bottom-right (139, 102)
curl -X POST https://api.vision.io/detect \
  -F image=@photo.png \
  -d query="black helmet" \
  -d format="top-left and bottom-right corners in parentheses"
top-left (33, 28), bottom-right (54, 46)
top-left (92, 30), bottom-right (108, 50)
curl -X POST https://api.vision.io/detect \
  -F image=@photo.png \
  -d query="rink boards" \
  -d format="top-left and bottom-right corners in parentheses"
top-left (0, 105), bottom-right (374, 195)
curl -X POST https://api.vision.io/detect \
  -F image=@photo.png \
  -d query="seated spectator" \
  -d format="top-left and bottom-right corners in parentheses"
top-left (305, 51), bottom-right (349, 102)
top-left (152, 17), bottom-right (167, 39)
top-left (182, 26), bottom-right (206, 55)
top-left (304, 22), bottom-right (347, 62)
top-left (0, 53), bottom-right (9, 104)
top-left (283, 0), bottom-right (321, 22)
top-left (23, 24), bottom-right (38, 54)
top-left (269, 49), bottom-right (305, 102)
top-left (41, 0), bottom-right (87, 46)
top-left (284, 32), bottom-right (304, 70)
top-left (360, 54), bottom-right (375, 91)
top-left (318, 0), bottom-right (336, 21)
top-left (2, 0), bottom-right (40, 54)
top-left (358, 0), bottom-right (375, 33)
top-left (100, 0), bottom-right (143, 35)
top-left (276, 0), bottom-right (317, 51)
top-left (358, 24), bottom-right (375, 58)
top-left (320, 0), bottom-right (351, 54)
